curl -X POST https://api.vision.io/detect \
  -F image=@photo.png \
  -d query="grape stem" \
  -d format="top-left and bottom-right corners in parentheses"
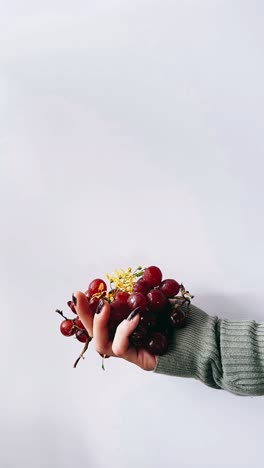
top-left (55, 309), bottom-right (68, 320)
top-left (169, 283), bottom-right (194, 317)
top-left (179, 283), bottom-right (194, 300)
top-left (73, 336), bottom-right (91, 368)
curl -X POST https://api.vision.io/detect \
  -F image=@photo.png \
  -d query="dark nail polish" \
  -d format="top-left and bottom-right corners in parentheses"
top-left (72, 294), bottom-right (77, 306)
top-left (127, 307), bottom-right (141, 321)
top-left (96, 299), bottom-right (105, 314)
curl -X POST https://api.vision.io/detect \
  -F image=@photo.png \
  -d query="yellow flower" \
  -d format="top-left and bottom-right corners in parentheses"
top-left (105, 266), bottom-right (144, 295)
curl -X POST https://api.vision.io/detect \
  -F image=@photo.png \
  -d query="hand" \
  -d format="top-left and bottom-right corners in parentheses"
top-left (74, 291), bottom-right (157, 371)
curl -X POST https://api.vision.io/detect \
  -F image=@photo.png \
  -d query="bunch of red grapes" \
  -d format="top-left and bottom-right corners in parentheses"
top-left (56, 266), bottom-right (193, 367)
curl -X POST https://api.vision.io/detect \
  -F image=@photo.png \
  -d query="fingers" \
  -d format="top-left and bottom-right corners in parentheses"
top-left (74, 294), bottom-right (157, 370)
top-left (112, 312), bottom-right (140, 359)
top-left (112, 313), bottom-right (157, 370)
top-left (93, 300), bottom-right (113, 356)
top-left (74, 291), bottom-right (94, 337)
top-left (93, 302), bottom-right (141, 362)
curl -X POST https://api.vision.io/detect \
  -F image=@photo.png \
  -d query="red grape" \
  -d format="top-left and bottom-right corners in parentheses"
top-left (160, 279), bottom-right (180, 298)
top-left (144, 332), bottom-right (168, 355)
top-left (129, 324), bottom-right (148, 348)
top-left (168, 308), bottom-right (186, 328)
top-left (88, 278), bottom-right (107, 296)
top-left (108, 301), bottom-right (130, 340)
top-left (139, 309), bottom-right (156, 328)
top-left (111, 300), bottom-right (130, 317)
top-left (89, 296), bottom-right (100, 314)
top-left (115, 291), bottom-right (130, 303)
top-left (76, 330), bottom-right (88, 342)
top-left (155, 307), bottom-right (170, 333)
top-left (143, 266), bottom-right (162, 287)
top-left (109, 300), bottom-right (130, 338)
top-left (74, 318), bottom-right (86, 330)
top-left (60, 319), bottom-right (75, 336)
top-left (133, 279), bottom-right (151, 295)
top-left (147, 289), bottom-right (167, 312)
top-left (127, 293), bottom-right (148, 312)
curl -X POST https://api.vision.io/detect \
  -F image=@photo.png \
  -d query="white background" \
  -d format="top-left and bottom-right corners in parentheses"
top-left (1, 1), bottom-right (264, 467)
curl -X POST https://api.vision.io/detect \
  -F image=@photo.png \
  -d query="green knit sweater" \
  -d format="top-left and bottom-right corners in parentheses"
top-left (154, 302), bottom-right (264, 396)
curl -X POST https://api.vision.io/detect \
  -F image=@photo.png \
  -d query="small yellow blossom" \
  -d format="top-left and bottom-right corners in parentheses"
top-left (105, 266), bottom-right (144, 296)
top-left (91, 267), bottom-right (144, 302)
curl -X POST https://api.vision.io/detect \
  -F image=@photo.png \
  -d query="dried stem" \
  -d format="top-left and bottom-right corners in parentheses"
top-left (102, 356), bottom-right (105, 371)
top-left (168, 283), bottom-right (193, 318)
top-left (55, 309), bottom-right (68, 320)
top-left (73, 336), bottom-right (91, 368)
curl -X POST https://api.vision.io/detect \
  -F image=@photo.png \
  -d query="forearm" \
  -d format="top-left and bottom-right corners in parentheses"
top-left (154, 302), bottom-right (264, 396)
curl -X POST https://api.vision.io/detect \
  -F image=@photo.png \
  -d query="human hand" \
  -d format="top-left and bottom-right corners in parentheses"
top-left (74, 291), bottom-right (157, 371)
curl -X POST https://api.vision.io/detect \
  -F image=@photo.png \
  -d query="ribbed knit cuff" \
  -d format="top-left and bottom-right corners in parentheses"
top-left (153, 302), bottom-right (222, 390)
top-left (154, 302), bottom-right (264, 396)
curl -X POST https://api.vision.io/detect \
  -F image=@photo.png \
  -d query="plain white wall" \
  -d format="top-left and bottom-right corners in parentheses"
top-left (1, 1), bottom-right (264, 467)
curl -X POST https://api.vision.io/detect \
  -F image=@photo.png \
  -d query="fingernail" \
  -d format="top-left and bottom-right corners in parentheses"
top-left (96, 299), bottom-right (105, 314)
top-left (127, 307), bottom-right (141, 321)
top-left (72, 293), bottom-right (77, 306)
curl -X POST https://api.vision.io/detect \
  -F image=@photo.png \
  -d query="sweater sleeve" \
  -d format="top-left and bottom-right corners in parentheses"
top-left (153, 302), bottom-right (264, 396)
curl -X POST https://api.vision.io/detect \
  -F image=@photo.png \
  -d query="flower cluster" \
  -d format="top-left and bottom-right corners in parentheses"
top-left (105, 266), bottom-right (144, 299)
